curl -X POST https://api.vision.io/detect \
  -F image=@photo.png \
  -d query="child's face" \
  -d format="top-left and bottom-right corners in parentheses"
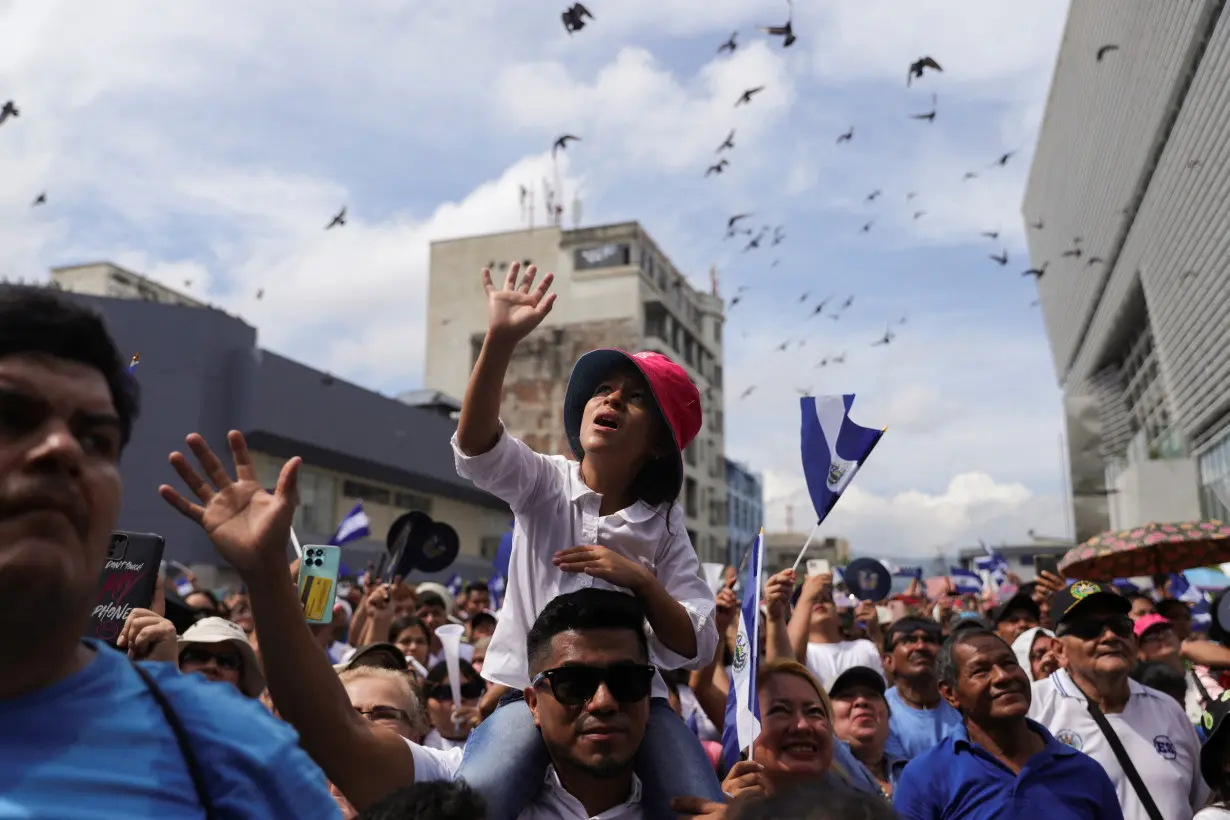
top-left (580, 366), bottom-right (664, 463)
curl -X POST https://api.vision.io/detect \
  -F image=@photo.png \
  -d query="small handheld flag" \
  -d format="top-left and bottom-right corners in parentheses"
top-left (330, 502), bottom-right (372, 547)
top-left (127, 353), bottom-right (139, 374)
top-left (722, 528), bottom-right (764, 768)
top-left (793, 395), bottom-right (884, 571)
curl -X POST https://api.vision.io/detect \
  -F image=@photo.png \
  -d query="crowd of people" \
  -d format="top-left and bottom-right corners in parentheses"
top-left (2, 266), bottom-right (1229, 819)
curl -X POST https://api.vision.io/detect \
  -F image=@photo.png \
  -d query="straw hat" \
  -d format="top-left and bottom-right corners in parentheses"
top-left (177, 617), bottom-right (266, 698)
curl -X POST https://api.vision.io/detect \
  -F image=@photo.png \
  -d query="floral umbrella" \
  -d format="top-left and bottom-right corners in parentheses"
top-left (1059, 520), bottom-right (1230, 580)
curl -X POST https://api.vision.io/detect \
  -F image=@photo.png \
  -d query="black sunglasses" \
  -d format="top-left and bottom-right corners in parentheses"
top-left (179, 647), bottom-right (242, 671)
top-left (424, 680), bottom-right (486, 702)
top-left (1056, 614), bottom-right (1134, 641)
top-left (531, 663), bottom-right (656, 707)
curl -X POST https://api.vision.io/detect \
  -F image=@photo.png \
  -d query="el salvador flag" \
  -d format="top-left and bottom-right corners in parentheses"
top-left (1169, 572), bottom-right (1212, 629)
top-left (722, 529), bottom-right (765, 768)
top-left (950, 567), bottom-right (982, 594)
top-left (330, 502), bottom-right (371, 547)
top-left (800, 396), bottom-right (884, 524)
top-left (488, 572), bottom-right (506, 611)
top-left (445, 573), bottom-right (464, 597)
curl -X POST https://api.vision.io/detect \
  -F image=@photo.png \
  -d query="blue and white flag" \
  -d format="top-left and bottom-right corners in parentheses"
top-left (722, 529), bottom-right (765, 768)
top-left (329, 502), bottom-right (371, 547)
top-left (950, 567), bottom-right (983, 594)
top-left (974, 541), bottom-right (1010, 588)
top-left (1170, 572), bottom-right (1212, 629)
top-left (445, 573), bottom-right (464, 597)
top-left (488, 572), bottom-right (506, 611)
top-left (800, 396), bottom-right (884, 524)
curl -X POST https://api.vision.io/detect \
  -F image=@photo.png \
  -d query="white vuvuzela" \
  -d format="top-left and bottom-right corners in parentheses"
top-left (435, 623), bottom-right (466, 730)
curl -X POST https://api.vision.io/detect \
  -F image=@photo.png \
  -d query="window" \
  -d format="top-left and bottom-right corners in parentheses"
top-left (685, 477), bottom-right (698, 518)
top-left (296, 470), bottom-right (337, 534)
top-left (343, 479), bottom-right (390, 506)
top-left (684, 441), bottom-right (698, 467)
top-left (394, 491), bottom-right (431, 512)
top-left (575, 243), bottom-right (631, 270)
top-left (480, 536), bottom-right (503, 560)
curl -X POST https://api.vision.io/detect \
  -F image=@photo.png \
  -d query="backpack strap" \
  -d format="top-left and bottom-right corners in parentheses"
top-left (131, 661), bottom-right (218, 819)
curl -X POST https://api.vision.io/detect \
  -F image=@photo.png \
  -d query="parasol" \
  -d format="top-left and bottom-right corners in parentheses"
top-left (1058, 520), bottom-right (1230, 580)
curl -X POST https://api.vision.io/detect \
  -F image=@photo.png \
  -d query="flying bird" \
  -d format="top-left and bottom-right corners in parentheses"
top-left (740, 386), bottom-right (756, 400)
top-left (744, 232), bottom-right (764, 251)
top-left (256, 288), bottom-right (264, 300)
top-left (1096, 44), bottom-right (1119, 61)
top-left (717, 130), bottom-right (735, 152)
top-left (1187, 159), bottom-right (1203, 169)
top-left (872, 326), bottom-right (896, 347)
top-left (735, 86), bottom-right (765, 106)
top-left (832, 352), bottom-right (846, 365)
top-left (840, 296), bottom-right (854, 310)
top-left (31, 192), bottom-right (46, 207)
top-left (910, 94), bottom-right (937, 122)
top-left (993, 151), bottom-right (1016, 167)
top-left (706, 160), bottom-right (729, 176)
top-left (326, 207), bottom-right (346, 229)
top-left (990, 250), bottom-right (1009, 266)
top-left (562, 3), bottom-right (593, 34)
top-left (0, 100), bottom-right (18, 126)
top-left (729, 296), bottom-right (742, 308)
top-left (718, 32), bottom-right (738, 54)
top-left (811, 297), bottom-right (832, 316)
top-left (1061, 247), bottom-right (1082, 259)
top-left (963, 171), bottom-right (979, 181)
top-left (906, 192), bottom-right (917, 201)
top-left (907, 57), bottom-right (942, 86)
top-left (1086, 256), bottom-right (1106, 267)
top-left (1022, 262), bottom-right (1048, 279)
top-left (866, 190), bottom-right (881, 202)
top-left (860, 221), bottom-right (873, 233)
top-left (772, 226), bottom-right (785, 245)
top-left (913, 211), bottom-right (926, 220)
top-left (1030, 219), bottom-right (1044, 230)
top-left (552, 134), bottom-right (580, 157)
top-left (726, 213), bottom-right (752, 233)
top-left (759, 0), bottom-right (796, 47)
top-left (837, 127), bottom-right (854, 143)
top-left (981, 231), bottom-right (999, 240)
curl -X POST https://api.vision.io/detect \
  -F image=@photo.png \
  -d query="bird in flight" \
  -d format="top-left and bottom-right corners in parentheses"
top-left (910, 94), bottom-right (937, 122)
top-left (1022, 262), bottom-right (1048, 279)
top-left (1087, 256), bottom-right (1105, 266)
top-left (552, 134), bottom-right (580, 157)
top-left (872, 326), bottom-right (896, 347)
top-left (706, 159), bottom-right (729, 176)
top-left (726, 213), bottom-right (752, 235)
top-left (811, 297), bottom-right (832, 316)
top-left (1096, 44), bottom-right (1119, 62)
top-left (832, 352), bottom-right (847, 365)
top-left (256, 288), bottom-right (264, 300)
top-left (990, 250), bottom-right (1009, 266)
top-left (736, 86), bottom-right (765, 106)
top-left (866, 190), bottom-right (881, 202)
top-left (913, 211), bottom-right (926, 220)
top-left (1061, 247), bottom-right (1082, 259)
top-left (744, 230), bottom-right (767, 251)
top-left (840, 296), bottom-right (854, 310)
top-left (759, 0), bottom-right (796, 47)
top-left (0, 100), bottom-right (18, 126)
top-left (740, 386), bottom-right (756, 400)
top-left (906, 191), bottom-right (917, 201)
top-left (963, 171), bottom-right (979, 181)
top-left (981, 231), bottom-right (999, 240)
top-left (837, 127), bottom-right (854, 144)
top-left (860, 221), bottom-right (873, 233)
top-left (718, 31), bottom-right (738, 53)
top-left (907, 57), bottom-right (942, 86)
top-left (772, 226), bottom-right (785, 246)
top-left (717, 130), bottom-right (735, 152)
top-left (1030, 218), bottom-right (1044, 230)
top-left (993, 151), bottom-right (1016, 167)
top-left (1187, 159), bottom-right (1203, 169)
top-left (562, 4), bottom-right (593, 34)
top-left (326, 207), bottom-right (346, 229)
top-left (31, 192), bottom-right (46, 207)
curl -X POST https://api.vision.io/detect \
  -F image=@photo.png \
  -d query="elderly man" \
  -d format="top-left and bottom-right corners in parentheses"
top-left (1029, 581), bottom-right (1208, 820)
top-left (895, 629), bottom-right (1122, 819)
top-left (0, 286), bottom-right (333, 817)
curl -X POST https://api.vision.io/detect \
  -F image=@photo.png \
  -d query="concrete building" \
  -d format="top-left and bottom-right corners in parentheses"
top-left (52, 262), bottom-right (211, 309)
top-left (726, 458), bottom-right (764, 567)
top-left (45, 266), bottom-right (511, 586)
top-left (425, 222), bottom-right (729, 562)
top-left (1023, 1), bottom-right (1230, 539)
top-left (763, 531), bottom-right (850, 578)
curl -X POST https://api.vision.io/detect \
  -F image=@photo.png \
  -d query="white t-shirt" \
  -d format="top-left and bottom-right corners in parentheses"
top-left (422, 730), bottom-right (467, 752)
top-left (1029, 668), bottom-right (1209, 820)
top-left (451, 427), bottom-right (718, 701)
top-left (406, 739), bottom-right (643, 819)
top-left (1195, 809), bottom-right (1230, 819)
top-left (804, 639), bottom-right (884, 689)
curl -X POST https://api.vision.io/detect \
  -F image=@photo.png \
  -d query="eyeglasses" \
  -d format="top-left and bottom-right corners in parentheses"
top-left (424, 680), bottom-right (486, 702)
top-left (355, 707), bottom-right (411, 725)
top-left (179, 647), bottom-right (242, 671)
top-left (531, 664), bottom-right (656, 707)
top-left (1056, 615), bottom-right (1134, 641)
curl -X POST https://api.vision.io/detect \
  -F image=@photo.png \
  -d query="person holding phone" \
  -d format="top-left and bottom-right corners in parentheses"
top-left (0, 286), bottom-right (335, 818)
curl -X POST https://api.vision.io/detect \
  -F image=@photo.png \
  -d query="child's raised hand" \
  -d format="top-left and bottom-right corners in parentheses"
top-left (553, 545), bottom-right (649, 592)
top-left (482, 262), bottom-right (556, 345)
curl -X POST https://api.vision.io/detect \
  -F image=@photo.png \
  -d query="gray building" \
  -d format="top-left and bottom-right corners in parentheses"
top-left (1024, 0), bottom-right (1230, 540)
top-left (50, 286), bottom-right (510, 584)
top-left (725, 457), bottom-right (764, 567)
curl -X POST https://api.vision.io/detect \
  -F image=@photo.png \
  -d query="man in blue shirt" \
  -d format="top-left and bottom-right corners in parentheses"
top-left (882, 617), bottom-right (963, 759)
top-left (0, 287), bottom-right (335, 819)
top-left (893, 629), bottom-right (1123, 820)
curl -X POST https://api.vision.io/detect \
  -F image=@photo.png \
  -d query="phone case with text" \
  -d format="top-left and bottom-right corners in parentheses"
top-left (298, 545), bottom-right (341, 624)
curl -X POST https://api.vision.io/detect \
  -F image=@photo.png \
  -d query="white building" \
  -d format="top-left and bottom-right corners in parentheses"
top-left (50, 262), bottom-right (210, 308)
top-left (425, 222), bottom-right (729, 562)
top-left (1023, 0), bottom-right (1230, 539)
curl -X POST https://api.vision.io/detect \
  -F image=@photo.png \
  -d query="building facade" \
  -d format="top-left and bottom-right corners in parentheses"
top-left (48, 267), bottom-right (511, 585)
top-left (762, 531), bottom-right (850, 578)
top-left (725, 458), bottom-right (764, 567)
top-left (425, 222), bottom-right (729, 562)
top-left (1023, 1), bottom-right (1230, 539)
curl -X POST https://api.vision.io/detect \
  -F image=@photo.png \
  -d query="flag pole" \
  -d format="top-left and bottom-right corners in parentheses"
top-left (789, 522), bottom-right (823, 574)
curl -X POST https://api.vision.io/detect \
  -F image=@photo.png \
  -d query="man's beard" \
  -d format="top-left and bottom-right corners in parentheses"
top-left (565, 750), bottom-right (632, 780)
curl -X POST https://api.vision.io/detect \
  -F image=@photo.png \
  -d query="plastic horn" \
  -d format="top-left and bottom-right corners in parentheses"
top-left (701, 563), bottom-right (726, 596)
top-left (435, 623), bottom-right (466, 731)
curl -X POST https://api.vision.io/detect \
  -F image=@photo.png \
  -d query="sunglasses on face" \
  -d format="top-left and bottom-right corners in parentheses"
top-left (424, 680), bottom-right (486, 702)
top-left (179, 647), bottom-right (242, 671)
top-left (531, 663), bottom-right (656, 708)
top-left (1056, 614), bottom-right (1134, 641)
top-left (355, 707), bottom-right (411, 725)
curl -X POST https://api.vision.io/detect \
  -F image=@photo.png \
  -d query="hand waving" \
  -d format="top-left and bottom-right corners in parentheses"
top-left (483, 262), bottom-right (556, 345)
top-left (159, 431), bottom-right (300, 579)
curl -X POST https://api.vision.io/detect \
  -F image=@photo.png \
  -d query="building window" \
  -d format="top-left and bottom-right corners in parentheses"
top-left (343, 479), bottom-right (391, 506)
top-left (1199, 429), bottom-right (1230, 519)
top-left (479, 536), bottom-right (503, 561)
top-left (296, 470), bottom-right (337, 534)
top-left (394, 491), bottom-right (432, 512)
top-left (685, 477), bottom-right (698, 518)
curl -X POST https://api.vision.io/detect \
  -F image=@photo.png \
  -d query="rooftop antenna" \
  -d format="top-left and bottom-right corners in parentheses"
top-left (710, 263), bottom-right (719, 296)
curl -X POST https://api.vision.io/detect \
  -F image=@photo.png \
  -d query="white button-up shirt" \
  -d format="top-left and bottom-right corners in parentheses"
top-left (1028, 667), bottom-right (1208, 820)
top-left (407, 740), bottom-right (643, 819)
top-left (452, 427), bottom-right (717, 701)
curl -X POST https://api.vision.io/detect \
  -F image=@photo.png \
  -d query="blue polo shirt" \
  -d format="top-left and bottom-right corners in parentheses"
top-left (893, 719), bottom-right (1124, 820)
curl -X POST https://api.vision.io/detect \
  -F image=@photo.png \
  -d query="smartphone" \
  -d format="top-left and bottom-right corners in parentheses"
top-left (806, 558), bottom-right (831, 577)
top-left (89, 531), bottom-right (166, 646)
top-left (1035, 554), bottom-right (1060, 578)
top-left (298, 545), bottom-right (341, 624)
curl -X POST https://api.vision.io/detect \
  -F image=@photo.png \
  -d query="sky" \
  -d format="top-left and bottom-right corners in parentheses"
top-left (0, 0), bottom-right (1076, 561)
